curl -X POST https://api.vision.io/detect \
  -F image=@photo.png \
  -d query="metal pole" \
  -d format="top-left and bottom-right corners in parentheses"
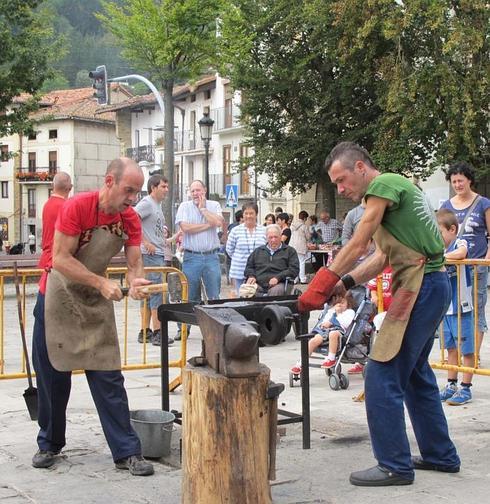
top-left (204, 140), bottom-right (210, 192)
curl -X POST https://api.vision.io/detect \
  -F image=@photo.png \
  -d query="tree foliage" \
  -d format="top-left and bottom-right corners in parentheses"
top-left (220, 0), bottom-right (489, 194)
top-left (42, 0), bottom-right (132, 87)
top-left (0, 0), bottom-right (59, 137)
top-left (98, 0), bottom-right (223, 226)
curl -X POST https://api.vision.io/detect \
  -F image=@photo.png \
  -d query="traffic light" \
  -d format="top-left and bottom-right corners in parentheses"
top-left (89, 65), bottom-right (108, 105)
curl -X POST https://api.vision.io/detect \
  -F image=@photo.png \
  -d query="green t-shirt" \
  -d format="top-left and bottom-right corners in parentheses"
top-left (365, 173), bottom-right (444, 273)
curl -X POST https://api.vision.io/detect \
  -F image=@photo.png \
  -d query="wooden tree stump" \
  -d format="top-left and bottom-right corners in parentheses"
top-left (182, 364), bottom-right (273, 504)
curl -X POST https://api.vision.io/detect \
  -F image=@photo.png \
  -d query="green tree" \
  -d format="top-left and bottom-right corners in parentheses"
top-left (220, 0), bottom-right (489, 204)
top-left (98, 0), bottom-right (223, 226)
top-left (0, 0), bottom-right (59, 139)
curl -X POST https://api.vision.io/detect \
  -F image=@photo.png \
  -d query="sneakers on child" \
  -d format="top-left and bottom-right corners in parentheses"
top-left (321, 357), bottom-right (336, 369)
top-left (446, 386), bottom-right (472, 406)
top-left (348, 363), bottom-right (364, 375)
top-left (290, 363), bottom-right (301, 374)
top-left (440, 382), bottom-right (458, 402)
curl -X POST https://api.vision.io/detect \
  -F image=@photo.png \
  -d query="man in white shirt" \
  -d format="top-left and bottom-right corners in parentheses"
top-left (175, 180), bottom-right (224, 338)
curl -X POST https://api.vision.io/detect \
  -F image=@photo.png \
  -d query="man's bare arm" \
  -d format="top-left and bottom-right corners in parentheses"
top-left (329, 196), bottom-right (390, 277)
top-left (178, 222), bottom-right (211, 234)
top-left (348, 247), bottom-right (388, 285)
top-left (200, 207), bottom-right (225, 228)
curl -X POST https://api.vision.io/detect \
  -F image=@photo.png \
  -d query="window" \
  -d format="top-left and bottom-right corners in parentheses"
top-left (48, 129), bottom-right (58, 139)
top-left (28, 188), bottom-right (36, 218)
top-left (190, 94), bottom-right (196, 102)
top-left (223, 145), bottom-right (232, 193)
top-left (28, 132), bottom-right (37, 140)
top-left (135, 129), bottom-right (140, 149)
top-left (189, 111), bottom-right (196, 149)
top-left (204, 89), bottom-right (211, 100)
top-left (188, 160), bottom-right (194, 184)
top-left (1, 182), bottom-right (8, 198)
top-left (48, 151), bottom-right (57, 174)
top-left (239, 144), bottom-right (250, 195)
top-left (0, 145), bottom-right (7, 162)
top-left (224, 84), bottom-right (233, 128)
top-left (28, 152), bottom-right (36, 170)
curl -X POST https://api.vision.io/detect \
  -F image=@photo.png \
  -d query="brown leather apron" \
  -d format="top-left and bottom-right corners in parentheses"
top-left (45, 226), bottom-right (125, 371)
top-left (370, 226), bottom-right (435, 362)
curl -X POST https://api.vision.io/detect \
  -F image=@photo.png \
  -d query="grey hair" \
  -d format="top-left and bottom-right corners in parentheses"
top-left (266, 224), bottom-right (282, 235)
top-left (324, 141), bottom-right (375, 172)
top-left (53, 171), bottom-right (72, 192)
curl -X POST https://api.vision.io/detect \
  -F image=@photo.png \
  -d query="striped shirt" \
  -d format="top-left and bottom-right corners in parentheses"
top-left (226, 224), bottom-right (267, 280)
top-left (446, 238), bottom-right (473, 315)
top-left (175, 199), bottom-right (222, 252)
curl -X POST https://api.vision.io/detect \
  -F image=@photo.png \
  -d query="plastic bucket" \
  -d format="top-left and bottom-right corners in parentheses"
top-left (130, 409), bottom-right (175, 458)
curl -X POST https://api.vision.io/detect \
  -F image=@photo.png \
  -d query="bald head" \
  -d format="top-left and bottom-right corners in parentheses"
top-left (52, 171), bottom-right (72, 197)
top-left (106, 157), bottom-right (142, 183)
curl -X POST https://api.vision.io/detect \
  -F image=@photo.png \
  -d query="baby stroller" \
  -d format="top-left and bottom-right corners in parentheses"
top-left (290, 286), bottom-right (375, 390)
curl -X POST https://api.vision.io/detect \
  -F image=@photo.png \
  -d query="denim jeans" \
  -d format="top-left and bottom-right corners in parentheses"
top-left (142, 254), bottom-right (164, 309)
top-left (182, 251), bottom-right (221, 302)
top-left (364, 272), bottom-right (460, 478)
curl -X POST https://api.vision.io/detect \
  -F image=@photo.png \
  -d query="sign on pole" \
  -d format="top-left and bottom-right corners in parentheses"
top-left (225, 184), bottom-right (239, 208)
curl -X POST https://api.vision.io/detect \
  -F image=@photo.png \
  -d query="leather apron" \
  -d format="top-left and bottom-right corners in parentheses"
top-left (45, 226), bottom-right (125, 371)
top-left (370, 225), bottom-right (438, 362)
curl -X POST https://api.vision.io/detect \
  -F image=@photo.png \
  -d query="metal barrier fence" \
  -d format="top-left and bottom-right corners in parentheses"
top-left (0, 266), bottom-right (189, 392)
top-left (431, 258), bottom-right (490, 377)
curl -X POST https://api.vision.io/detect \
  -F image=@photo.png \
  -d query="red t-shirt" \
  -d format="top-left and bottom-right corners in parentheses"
top-left (39, 191), bottom-right (141, 294)
top-left (367, 266), bottom-right (393, 311)
top-left (38, 195), bottom-right (66, 270)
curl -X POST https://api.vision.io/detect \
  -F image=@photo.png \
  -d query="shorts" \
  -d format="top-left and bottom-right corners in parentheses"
top-left (313, 325), bottom-right (344, 344)
top-left (442, 312), bottom-right (475, 355)
top-left (141, 254), bottom-right (164, 310)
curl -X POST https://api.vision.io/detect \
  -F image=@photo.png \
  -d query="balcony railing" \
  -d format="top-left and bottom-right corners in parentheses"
top-left (16, 166), bottom-right (57, 183)
top-left (126, 145), bottom-right (155, 163)
top-left (174, 130), bottom-right (205, 152)
top-left (211, 105), bottom-right (241, 131)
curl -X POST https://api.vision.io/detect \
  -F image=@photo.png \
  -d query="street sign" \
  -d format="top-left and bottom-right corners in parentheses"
top-left (225, 184), bottom-right (238, 208)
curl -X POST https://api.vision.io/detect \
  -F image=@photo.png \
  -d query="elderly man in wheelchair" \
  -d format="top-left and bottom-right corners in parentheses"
top-left (240, 223), bottom-right (300, 298)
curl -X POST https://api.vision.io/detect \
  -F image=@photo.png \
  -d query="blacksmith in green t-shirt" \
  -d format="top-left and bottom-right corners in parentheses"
top-left (299, 142), bottom-right (460, 486)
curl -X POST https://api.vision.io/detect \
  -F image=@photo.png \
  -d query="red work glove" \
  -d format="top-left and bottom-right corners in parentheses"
top-left (298, 268), bottom-right (340, 312)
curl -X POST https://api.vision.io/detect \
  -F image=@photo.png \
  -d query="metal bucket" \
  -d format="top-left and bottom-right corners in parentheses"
top-left (130, 409), bottom-right (175, 458)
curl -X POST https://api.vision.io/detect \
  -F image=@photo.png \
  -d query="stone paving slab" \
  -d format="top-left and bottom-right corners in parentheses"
top-left (2, 281), bottom-right (490, 502)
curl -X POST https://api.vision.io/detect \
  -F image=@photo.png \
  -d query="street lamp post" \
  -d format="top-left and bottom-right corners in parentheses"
top-left (198, 112), bottom-right (214, 192)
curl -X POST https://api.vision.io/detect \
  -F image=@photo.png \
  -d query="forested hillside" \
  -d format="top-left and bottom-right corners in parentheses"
top-left (41, 0), bottom-right (134, 90)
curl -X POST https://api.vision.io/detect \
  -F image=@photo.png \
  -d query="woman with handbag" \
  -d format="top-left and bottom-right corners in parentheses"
top-left (440, 161), bottom-right (490, 357)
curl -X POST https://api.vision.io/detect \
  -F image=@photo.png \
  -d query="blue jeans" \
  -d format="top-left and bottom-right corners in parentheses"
top-left (364, 272), bottom-right (460, 478)
top-left (142, 254), bottom-right (164, 309)
top-left (182, 251), bottom-right (221, 302)
top-left (32, 293), bottom-right (141, 461)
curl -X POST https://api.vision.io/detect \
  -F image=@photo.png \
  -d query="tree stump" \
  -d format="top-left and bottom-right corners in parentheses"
top-left (182, 364), bottom-right (273, 504)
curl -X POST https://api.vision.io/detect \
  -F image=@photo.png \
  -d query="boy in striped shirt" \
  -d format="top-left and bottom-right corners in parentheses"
top-left (437, 209), bottom-right (475, 406)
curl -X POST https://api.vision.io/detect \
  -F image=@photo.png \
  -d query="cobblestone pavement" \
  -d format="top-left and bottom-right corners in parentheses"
top-left (1, 280), bottom-right (490, 503)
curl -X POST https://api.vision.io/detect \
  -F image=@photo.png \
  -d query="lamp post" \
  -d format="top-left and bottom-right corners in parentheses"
top-left (198, 112), bottom-right (214, 192)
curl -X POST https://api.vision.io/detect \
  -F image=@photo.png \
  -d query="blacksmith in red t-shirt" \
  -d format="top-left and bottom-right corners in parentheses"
top-left (31, 158), bottom-right (154, 476)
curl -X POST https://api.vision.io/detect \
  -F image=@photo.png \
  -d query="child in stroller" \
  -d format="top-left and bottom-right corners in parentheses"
top-left (290, 286), bottom-right (375, 390)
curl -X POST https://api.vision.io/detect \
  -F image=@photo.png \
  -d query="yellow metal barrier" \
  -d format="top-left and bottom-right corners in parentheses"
top-left (431, 258), bottom-right (490, 377)
top-left (0, 266), bottom-right (189, 392)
